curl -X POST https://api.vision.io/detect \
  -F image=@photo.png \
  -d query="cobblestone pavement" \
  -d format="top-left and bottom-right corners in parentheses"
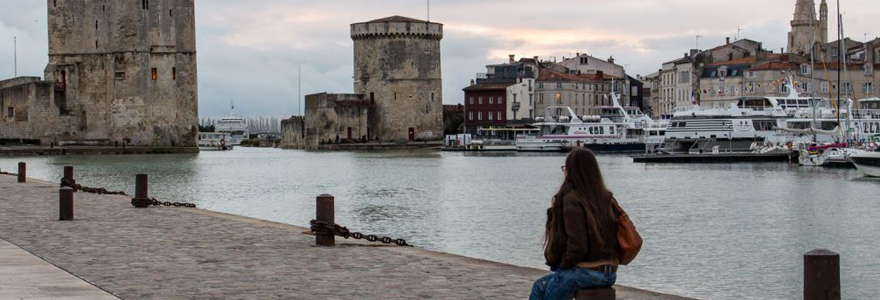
top-left (0, 175), bottom-right (691, 299)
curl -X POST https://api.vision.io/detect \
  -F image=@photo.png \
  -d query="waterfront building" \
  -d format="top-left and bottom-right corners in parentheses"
top-left (533, 70), bottom-right (613, 119)
top-left (352, 16), bottom-right (444, 142)
top-left (0, 0), bottom-right (199, 146)
top-left (462, 83), bottom-right (510, 135)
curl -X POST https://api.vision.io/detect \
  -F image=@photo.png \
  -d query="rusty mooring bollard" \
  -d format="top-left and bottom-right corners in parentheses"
top-left (316, 194), bottom-right (335, 246)
top-left (804, 249), bottom-right (840, 300)
top-left (18, 162), bottom-right (26, 183)
top-left (59, 187), bottom-right (74, 221)
top-left (131, 174), bottom-right (151, 208)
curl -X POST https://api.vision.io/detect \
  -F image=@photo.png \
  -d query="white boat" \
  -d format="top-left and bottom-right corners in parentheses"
top-left (797, 143), bottom-right (863, 167)
top-left (664, 77), bottom-right (880, 154)
top-left (851, 150), bottom-right (880, 177)
top-left (516, 91), bottom-right (658, 153)
top-left (215, 116), bottom-right (249, 145)
top-left (198, 132), bottom-right (233, 151)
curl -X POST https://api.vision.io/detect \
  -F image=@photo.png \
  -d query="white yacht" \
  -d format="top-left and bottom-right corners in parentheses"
top-left (662, 77), bottom-right (872, 154)
top-left (215, 116), bottom-right (249, 145)
top-left (516, 91), bottom-right (658, 153)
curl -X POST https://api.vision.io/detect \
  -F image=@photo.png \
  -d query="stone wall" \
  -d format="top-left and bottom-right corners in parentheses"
top-left (352, 17), bottom-right (443, 142)
top-left (0, 0), bottom-right (200, 146)
top-left (279, 116), bottom-right (304, 149)
top-left (280, 93), bottom-right (370, 148)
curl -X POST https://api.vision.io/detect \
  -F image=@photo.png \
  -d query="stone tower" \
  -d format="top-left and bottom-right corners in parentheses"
top-left (788, 0), bottom-right (828, 56)
top-left (44, 0), bottom-right (199, 146)
top-left (351, 16), bottom-right (443, 142)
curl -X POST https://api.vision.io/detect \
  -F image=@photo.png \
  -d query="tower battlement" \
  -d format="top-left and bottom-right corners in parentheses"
top-left (350, 16), bottom-right (443, 41)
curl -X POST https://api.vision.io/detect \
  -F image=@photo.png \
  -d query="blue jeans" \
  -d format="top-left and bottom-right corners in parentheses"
top-left (529, 267), bottom-right (617, 300)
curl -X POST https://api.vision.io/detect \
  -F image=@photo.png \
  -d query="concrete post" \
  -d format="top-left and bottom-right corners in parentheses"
top-left (59, 187), bottom-right (74, 221)
top-left (131, 174), bottom-right (150, 208)
top-left (316, 194), bottom-right (335, 246)
top-left (63, 166), bottom-right (74, 182)
top-left (17, 162), bottom-right (26, 183)
top-left (804, 249), bottom-right (840, 300)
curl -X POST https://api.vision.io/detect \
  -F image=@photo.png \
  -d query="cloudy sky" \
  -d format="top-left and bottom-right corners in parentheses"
top-left (0, 0), bottom-right (877, 117)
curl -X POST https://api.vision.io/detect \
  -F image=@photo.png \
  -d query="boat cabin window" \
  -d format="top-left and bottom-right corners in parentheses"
top-left (609, 127), bottom-right (615, 135)
top-left (753, 120), bottom-right (775, 131)
top-left (788, 121), bottom-right (810, 129)
top-left (820, 122), bottom-right (838, 131)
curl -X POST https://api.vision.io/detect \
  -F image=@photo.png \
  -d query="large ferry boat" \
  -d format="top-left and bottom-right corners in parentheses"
top-left (516, 91), bottom-right (657, 153)
top-left (215, 116), bottom-right (249, 145)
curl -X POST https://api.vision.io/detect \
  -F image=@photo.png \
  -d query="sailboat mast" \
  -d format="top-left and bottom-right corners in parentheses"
top-left (836, 0), bottom-right (842, 133)
top-left (810, 2), bottom-right (817, 143)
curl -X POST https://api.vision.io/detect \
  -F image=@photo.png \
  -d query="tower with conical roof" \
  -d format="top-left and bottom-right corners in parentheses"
top-left (788, 0), bottom-right (828, 55)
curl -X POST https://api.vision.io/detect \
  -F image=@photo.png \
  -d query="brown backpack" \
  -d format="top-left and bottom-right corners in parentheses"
top-left (612, 198), bottom-right (642, 265)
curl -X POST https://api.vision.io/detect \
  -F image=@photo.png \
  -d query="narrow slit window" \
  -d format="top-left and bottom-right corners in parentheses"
top-left (172, 68), bottom-right (177, 80)
top-left (151, 68), bottom-right (158, 81)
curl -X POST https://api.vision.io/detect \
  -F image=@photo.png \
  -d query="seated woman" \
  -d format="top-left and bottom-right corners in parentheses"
top-left (530, 148), bottom-right (619, 300)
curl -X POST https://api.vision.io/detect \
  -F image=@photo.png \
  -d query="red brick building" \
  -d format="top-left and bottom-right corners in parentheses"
top-left (462, 83), bottom-right (511, 134)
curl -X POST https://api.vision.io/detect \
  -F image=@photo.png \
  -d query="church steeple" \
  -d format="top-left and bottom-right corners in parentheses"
top-left (788, 0), bottom-right (823, 55)
top-left (819, 0), bottom-right (828, 44)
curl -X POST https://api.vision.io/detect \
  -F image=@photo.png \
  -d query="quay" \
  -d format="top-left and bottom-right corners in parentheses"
top-left (632, 153), bottom-right (791, 164)
top-left (0, 146), bottom-right (199, 157)
top-left (0, 173), bottom-right (691, 299)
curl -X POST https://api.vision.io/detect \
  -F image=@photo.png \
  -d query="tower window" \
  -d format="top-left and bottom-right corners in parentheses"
top-left (172, 68), bottom-right (177, 80)
top-left (151, 68), bottom-right (158, 81)
top-left (142, 0), bottom-right (149, 10)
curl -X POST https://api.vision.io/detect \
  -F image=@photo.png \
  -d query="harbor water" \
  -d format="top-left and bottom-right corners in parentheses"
top-left (2, 148), bottom-right (878, 299)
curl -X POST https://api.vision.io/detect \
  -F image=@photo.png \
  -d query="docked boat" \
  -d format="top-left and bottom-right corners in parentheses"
top-left (516, 91), bottom-right (657, 153)
top-left (797, 143), bottom-right (862, 167)
top-left (851, 150), bottom-right (880, 177)
top-left (663, 77), bottom-right (880, 154)
top-left (198, 132), bottom-right (233, 151)
top-left (215, 116), bottom-right (249, 145)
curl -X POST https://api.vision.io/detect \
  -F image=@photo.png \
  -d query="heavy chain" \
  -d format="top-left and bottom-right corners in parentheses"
top-left (61, 178), bottom-right (127, 195)
top-left (0, 171), bottom-right (18, 176)
top-left (147, 198), bottom-right (197, 208)
top-left (309, 220), bottom-right (412, 247)
top-left (61, 178), bottom-right (196, 208)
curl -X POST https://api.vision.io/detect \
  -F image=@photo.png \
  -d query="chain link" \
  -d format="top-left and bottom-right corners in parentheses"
top-left (0, 171), bottom-right (19, 176)
top-left (309, 220), bottom-right (412, 247)
top-left (61, 178), bottom-right (127, 195)
top-left (60, 178), bottom-right (196, 208)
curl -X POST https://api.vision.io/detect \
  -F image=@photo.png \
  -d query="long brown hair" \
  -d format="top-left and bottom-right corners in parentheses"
top-left (544, 148), bottom-right (617, 256)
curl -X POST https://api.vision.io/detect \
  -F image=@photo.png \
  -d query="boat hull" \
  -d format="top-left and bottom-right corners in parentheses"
top-left (851, 154), bottom-right (880, 177)
top-left (516, 141), bottom-right (645, 153)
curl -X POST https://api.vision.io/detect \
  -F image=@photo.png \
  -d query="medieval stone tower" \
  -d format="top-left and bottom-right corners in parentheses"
top-left (788, 0), bottom-right (828, 56)
top-left (351, 16), bottom-right (443, 142)
top-left (44, 0), bottom-right (199, 146)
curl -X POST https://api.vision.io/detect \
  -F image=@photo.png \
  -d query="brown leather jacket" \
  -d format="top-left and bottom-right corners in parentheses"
top-left (545, 192), bottom-right (619, 270)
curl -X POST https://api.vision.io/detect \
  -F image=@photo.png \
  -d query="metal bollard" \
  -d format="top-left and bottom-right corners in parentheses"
top-left (18, 162), bottom-right (26, 183)
top-left (804, 249), bottom-right (840, 300)
top-left (63, 166), bottom-right (74, 184)
top-left (131, 174), bottom-right (151, 208)
top-left (316, 194), bottom-right (335, 246)
top-left (59, 187), bottom-right (74, 221)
